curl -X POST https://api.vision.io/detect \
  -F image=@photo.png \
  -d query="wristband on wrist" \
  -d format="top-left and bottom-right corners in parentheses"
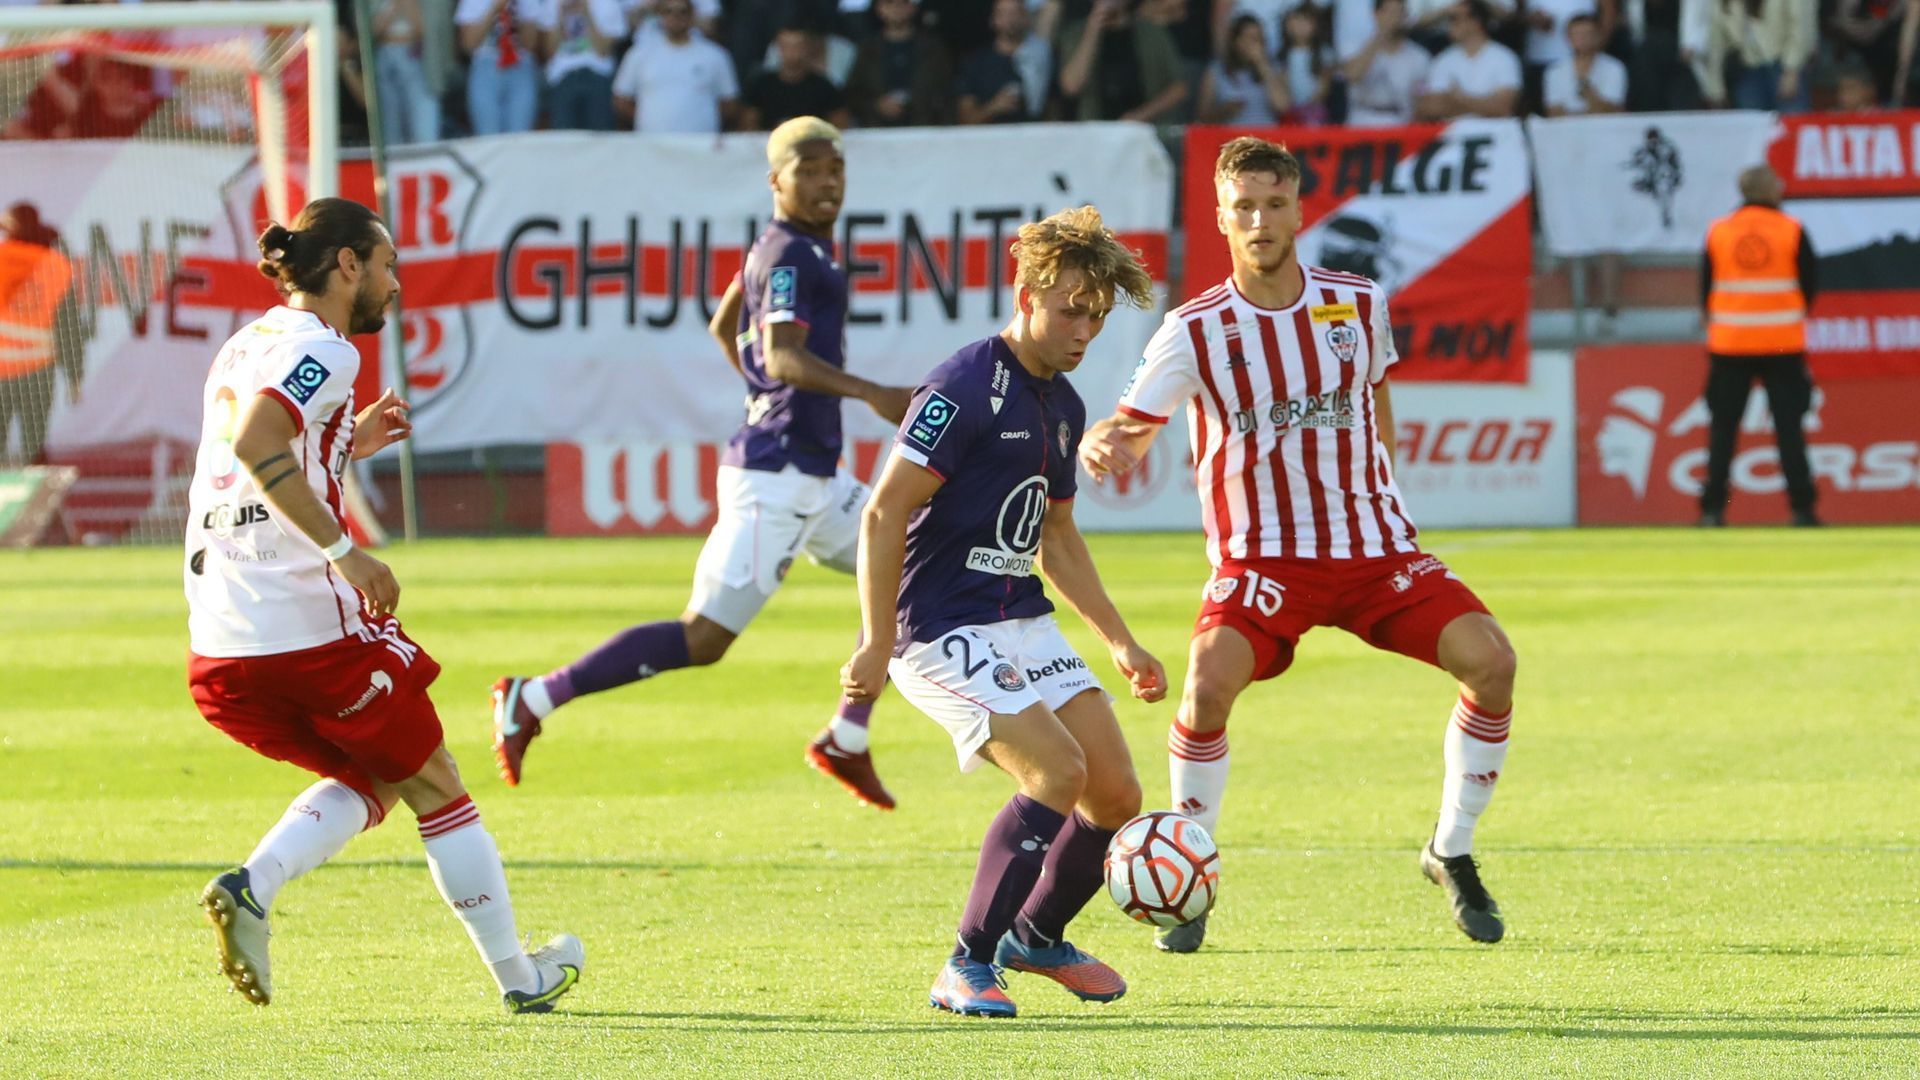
top-left (321, 534), bottom-right (354, 562)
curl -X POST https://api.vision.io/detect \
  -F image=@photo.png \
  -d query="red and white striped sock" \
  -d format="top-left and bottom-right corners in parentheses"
top-left (1435, 695), bottom-right (1511, 858)
top-left (242, 779), bottom-right (378, 912)
top-left (1167, 721), bottom-right (1229, 836)
top-left (418, 795), bottom-right (536, 994)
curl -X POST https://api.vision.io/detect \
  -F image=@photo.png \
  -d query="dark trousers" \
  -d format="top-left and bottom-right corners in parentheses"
top-left (1700, 353), bottom-right (1816, 516)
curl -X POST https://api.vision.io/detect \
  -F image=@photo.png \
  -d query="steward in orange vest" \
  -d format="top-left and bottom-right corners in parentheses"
top-left (1697, 165), bottom-right (1819, 527)
top-left (0, 202), bottom-right (76, 466)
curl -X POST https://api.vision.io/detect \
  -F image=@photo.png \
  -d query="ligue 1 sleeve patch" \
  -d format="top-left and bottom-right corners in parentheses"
top-left (904, 390), bottom-right (959, 453)
top-left (769, 266), bottom-right (797, 310)
top-left (281, 355), bottom-right (330, 405)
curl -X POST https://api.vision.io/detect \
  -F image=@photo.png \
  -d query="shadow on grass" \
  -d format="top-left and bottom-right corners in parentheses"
top-left (513, 1008), bottom-right (1920, 1042)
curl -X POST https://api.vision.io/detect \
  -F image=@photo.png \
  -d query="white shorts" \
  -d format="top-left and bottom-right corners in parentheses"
top-left (888, 614), bottom-right (1109, 773)
top-left (687, 464), bottom-right (869, 634)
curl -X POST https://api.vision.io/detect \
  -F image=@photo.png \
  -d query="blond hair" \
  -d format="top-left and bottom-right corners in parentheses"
top-left (1214, 136), bottom-right (1300, 187)
top-left (1009, 205), bottom-right (1155, 312)
top-left (767, 116), bottom-right (843, 169)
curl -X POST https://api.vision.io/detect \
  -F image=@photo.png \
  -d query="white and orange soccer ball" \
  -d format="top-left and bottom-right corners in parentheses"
top-left (1103, 811), bottom-right (1219, 928)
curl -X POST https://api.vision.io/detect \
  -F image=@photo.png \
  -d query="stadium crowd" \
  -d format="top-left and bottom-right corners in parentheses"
top-left (2, 0), bottom-right (1916, 141)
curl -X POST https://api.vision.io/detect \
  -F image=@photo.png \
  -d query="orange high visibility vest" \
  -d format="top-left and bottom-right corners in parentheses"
top-left (0, 241), bottom-right (72, 379)
top-left (1704, 205), bottom-right (1806, 356)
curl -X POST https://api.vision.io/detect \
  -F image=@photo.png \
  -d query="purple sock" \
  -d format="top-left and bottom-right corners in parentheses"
top-left (1013, 811), bottom-right (1116, 949)
top-left (541, 620), bottom-right (692, 708)
top-left (953, 794), bottom-right (1067, 964)
top-left (833, 697), bottom-right (874, 726)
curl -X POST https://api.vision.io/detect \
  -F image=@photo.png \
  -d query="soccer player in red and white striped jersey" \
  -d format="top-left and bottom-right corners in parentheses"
top-left (1080, 137), bottom-right (1519, 949)
top-left (186, 199), bottom-right (582, 1013)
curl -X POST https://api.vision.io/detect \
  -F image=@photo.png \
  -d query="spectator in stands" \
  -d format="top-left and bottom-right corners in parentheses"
top-left (1623, 0), bottom-right (1705, 112)
top-left (457, 0), bottom-right (544, 134)
top-left (1698, 0), bottom-right (1814, 111)
top-left (1210, 0), bottom-right (1288, 58)
top-left (625, 0), bottom-right (721, 42)
top-left (370, 0), bottom-right (442, 144)
top-left (1832, 62), bottom-right (1882, 109)
top-left (611, 0), bottom-right (738, 131)
top-left (1343, 0), bottom-right (1432, 126)
top-left (1276, 2), bottom-right (1334, 123)
top-left (741, 23), bottom-right (853, 129)
top-left (1417, 0), bottom-right (1523, 117)
top-left (955, 0), bottom-right (1054, 123)
top-left (1196, 13), bottom-right (1291, 123)
top-left (760, 10), bottom-right (861, 85)
top-left (846, 0), bottom-right (955, 125)
top-left (537, 0), bottom-right (627, 130)
top-left (1543, 12), bottom-right (1626, 113)
top-left (1829, 0), bottom-right (1905, 103)
top-left (1895, 0), bottom-right (1919, 104)
top-left (1521, 0), bottom-right (1609, 112)
top-left (1056, 0), bottom-right (1189, 123)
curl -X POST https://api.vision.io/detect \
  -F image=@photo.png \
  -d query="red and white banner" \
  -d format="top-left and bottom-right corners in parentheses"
top-left (1181, 122), bottom-right (1532, 384)
top-left (1769, 111), bottom-right (1920, 199)
top-left (11, 124), bottom-right (1173, 463)
top-left (1575, 344), bottom-right (1920, 524)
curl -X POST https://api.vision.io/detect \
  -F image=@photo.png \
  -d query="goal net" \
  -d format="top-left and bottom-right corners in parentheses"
top-left (0, 1), bottom-right (338, 544)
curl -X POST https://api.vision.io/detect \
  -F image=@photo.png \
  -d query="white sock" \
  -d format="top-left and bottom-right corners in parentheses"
top-left (243, 779), bottom-right (377, 911)
top-left (1434, 695), bottom-right (1511, 858)
top-left (827, 715), bottom-right (869, 753)
top-left (417, 795), bottom-right (537, 994)
top-left (1168, 721), bottom-right (1229, 837)
top-left (521, 677), bottom-right (555, 720)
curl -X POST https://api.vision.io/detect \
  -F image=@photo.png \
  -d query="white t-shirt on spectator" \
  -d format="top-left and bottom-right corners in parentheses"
top-left (533, 0), bottom-right (628, 82)
top-left (611, 32), bottom-right (738, 133)
top-left (1347, 39), bottom-right (1432, 126)
top-left (1525, 0), bottom-right (1596, 64)
top-left (1542, 51), bottom-right (1627, 112)
top-left (1426, 39), bottom-right (1523, 102)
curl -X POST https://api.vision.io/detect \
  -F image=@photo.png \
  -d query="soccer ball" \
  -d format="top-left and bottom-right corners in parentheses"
top-left (1103, 811), bottom-right (1219, 928)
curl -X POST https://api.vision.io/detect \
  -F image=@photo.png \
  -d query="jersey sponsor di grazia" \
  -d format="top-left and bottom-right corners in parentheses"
top-left (1120, 270), bottom-right (1419, 564)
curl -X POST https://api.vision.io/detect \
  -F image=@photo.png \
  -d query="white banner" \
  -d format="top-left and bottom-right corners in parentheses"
top-left (389, 125), bottom-right (1173, 455)
top-left (1389, 350), bottom-right (1576, 527)
top-left (1529, 112), bottom-right (1778, 257)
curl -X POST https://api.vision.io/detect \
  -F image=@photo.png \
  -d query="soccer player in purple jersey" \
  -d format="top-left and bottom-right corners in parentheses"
top-left (491, 117), bottom-right (914, 808)
top-left (841, 206), bottom-right (1165, 1017)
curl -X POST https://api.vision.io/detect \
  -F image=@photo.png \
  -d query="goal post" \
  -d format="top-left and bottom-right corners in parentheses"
top-left (0, 2), bottom-right (400, 545)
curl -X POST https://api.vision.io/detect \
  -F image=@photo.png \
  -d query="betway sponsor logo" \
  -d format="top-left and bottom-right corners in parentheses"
top-left (1025, 656), bottom-right (1087, 682)
top-left (966, 548), bottom-right (1035, 576)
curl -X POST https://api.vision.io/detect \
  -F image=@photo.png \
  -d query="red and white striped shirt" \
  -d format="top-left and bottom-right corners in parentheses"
top-left (185, 306), bottom-right (364, 657)
top-left (1118, 267), bottom-right (1418, 564)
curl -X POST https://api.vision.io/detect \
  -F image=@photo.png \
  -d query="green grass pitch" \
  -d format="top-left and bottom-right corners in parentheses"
top-left (3, 529), bottom-right (1917, 1077)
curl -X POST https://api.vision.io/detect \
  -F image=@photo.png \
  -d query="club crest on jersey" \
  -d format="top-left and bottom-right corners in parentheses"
top-left (769, 266), bottom-right (797, 310)
top-left (1207, 576), bottom-right (1238, 603)
top-left (1057, 420), bottom-right (1071, 455)
top-left (281, 356), bottom-right (330, 404)
top-left (992, 663), bottom-right (1026, 692)
top-left (1325, 323), bottom-right (1360, 365)
top-left (905, 390), bottom-right (959, 453)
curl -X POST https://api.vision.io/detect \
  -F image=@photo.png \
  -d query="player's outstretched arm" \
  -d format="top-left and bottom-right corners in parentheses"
top-left (232, 395), bottom-right (399, 617)
top-left (1079, 413), bottom-right (1162, 480)
top-left (764, 322), bottom-right (914, 423)
top-left (841, 454), bottom-right (944, 702)
top-left (1036, 500), bottom-right (1167, 703)
top-left (709, 276), bottom-right (745, 376)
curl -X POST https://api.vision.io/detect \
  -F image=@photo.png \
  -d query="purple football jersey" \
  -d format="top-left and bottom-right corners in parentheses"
top-left (722, 218), bottom-right (849, 477)
top-left (892, 335), bottom-right (1085, 650)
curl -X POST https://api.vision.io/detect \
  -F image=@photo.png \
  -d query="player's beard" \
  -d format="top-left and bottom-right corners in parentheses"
top-left (1243, 235), bottom-right (1295, 275)
top-left (348, 279), bottom-right (389, 335)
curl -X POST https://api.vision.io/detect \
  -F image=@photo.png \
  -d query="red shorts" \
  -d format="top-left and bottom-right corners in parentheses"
top-left (1195, 551), bottom-right (1491, 681)
top-left (188, 617), bottom-right (445, 796)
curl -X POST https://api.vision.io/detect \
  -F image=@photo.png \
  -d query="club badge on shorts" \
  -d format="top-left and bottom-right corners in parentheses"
top-left (992, 663), bottom-right (1026, 692)
top-left (1207, 576), bottom-right (1238, 604)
